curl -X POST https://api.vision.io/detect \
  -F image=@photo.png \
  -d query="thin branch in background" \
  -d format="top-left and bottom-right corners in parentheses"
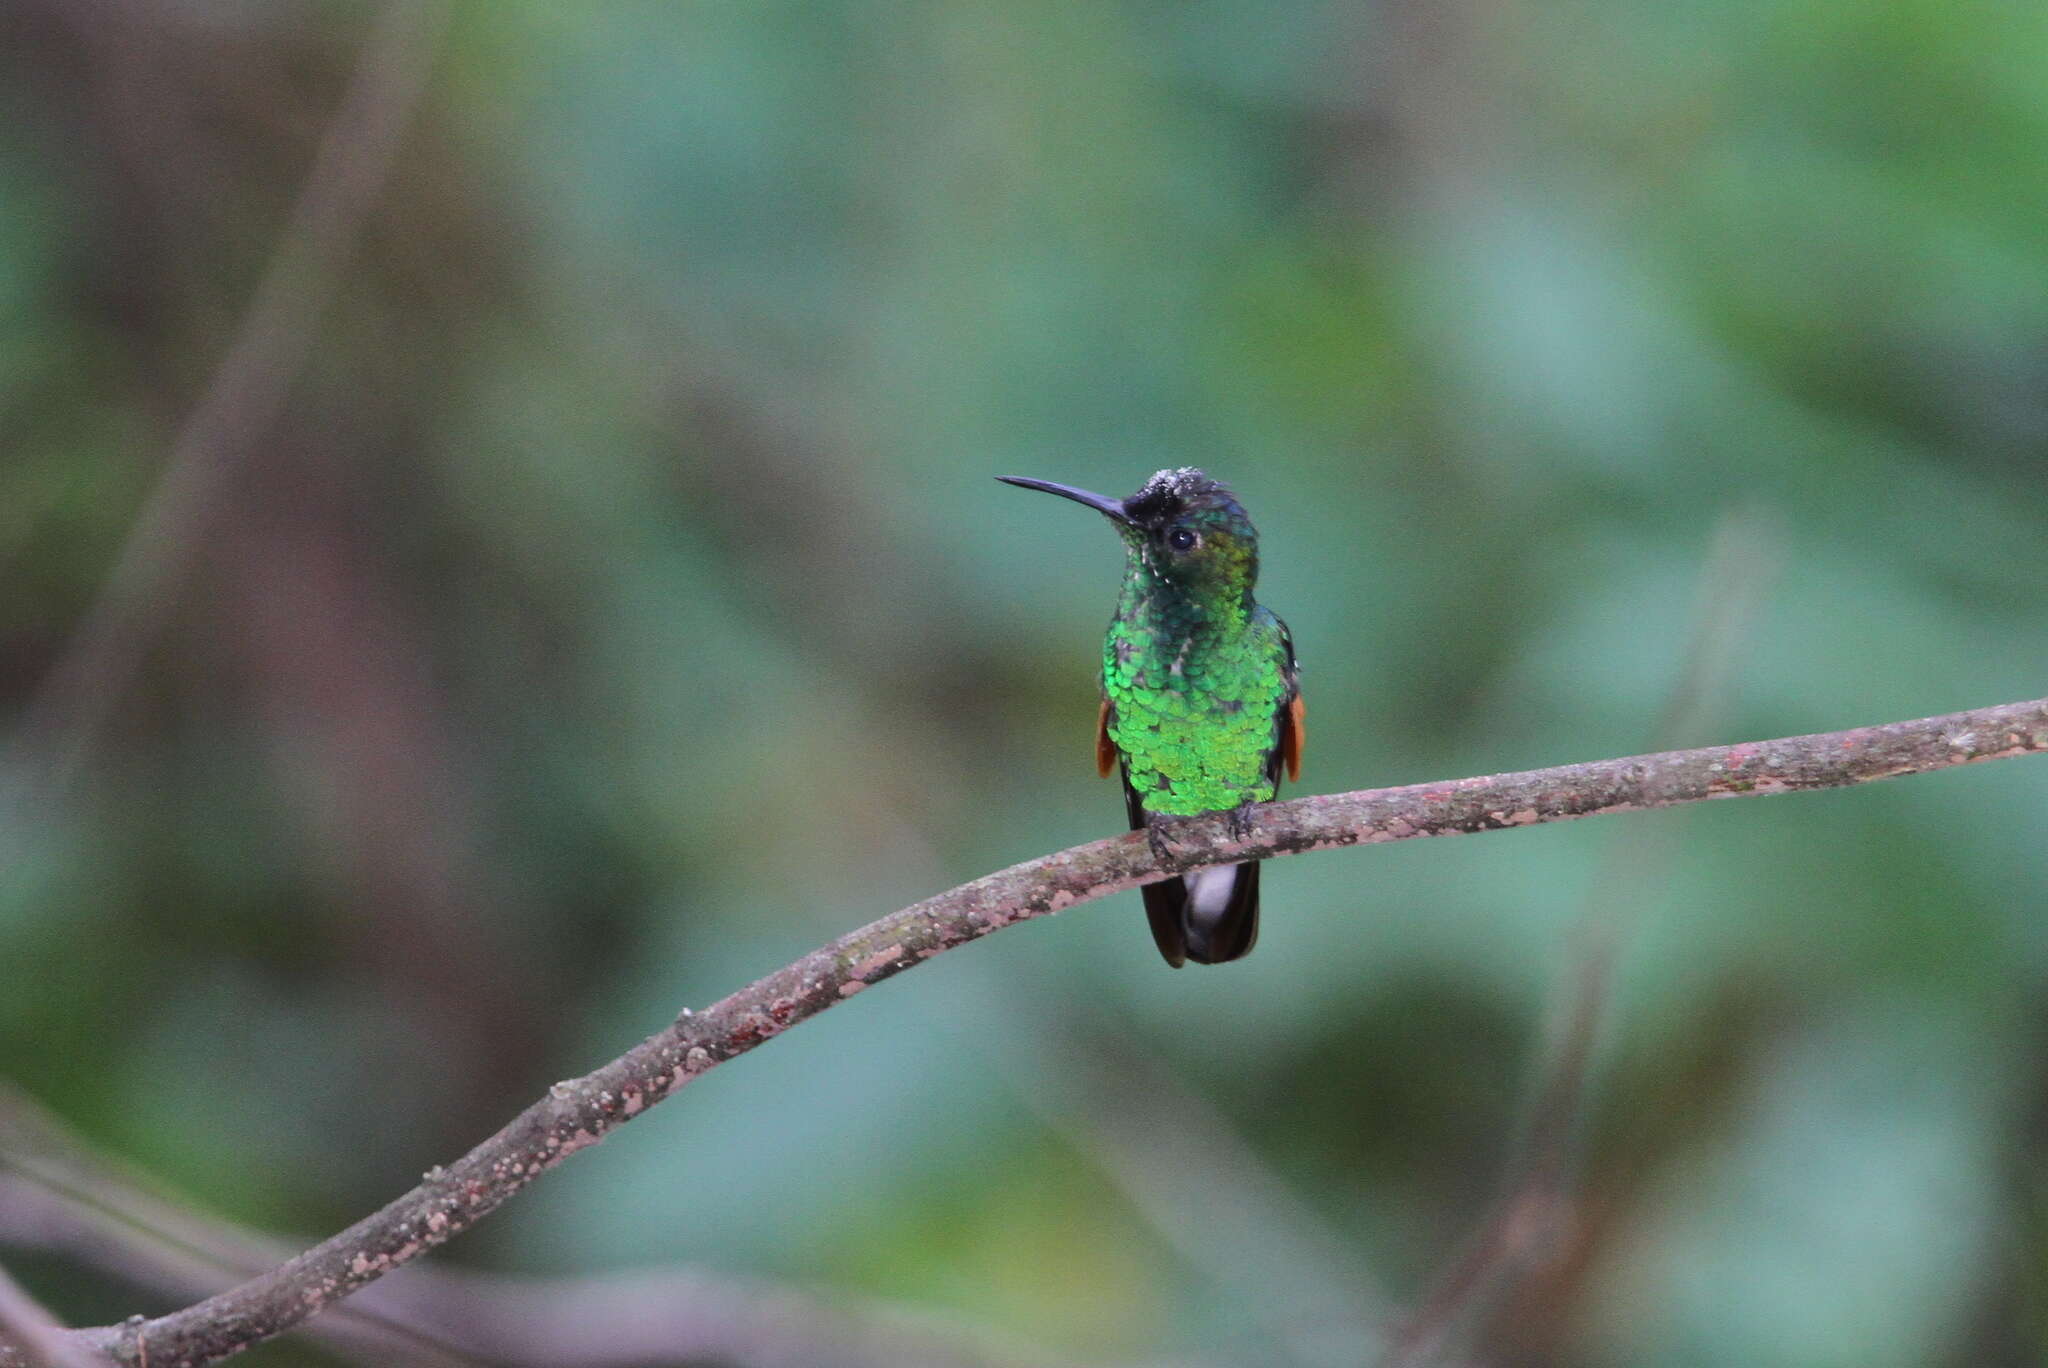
top-left (2, 694), bottom-right (2045, 1366)
top-left (0, 1172), bottom-right (1143, 1368)
top-left (899, 833), bottom-right (1384, 1364)
top-left (0, 1087), bottom-right (1157, 1368)
top-left (0, 1262), bottom-right (102, 1368)
top-left (0, 1175), bottom-right (484, 1368)
top-left (0, 1089), bottom-right (479, 1366)
top-left (969, 985), bottom-right (1389, 1368)
top-left (1382, 506), bottom-right (1786, 1367)
top-left (0, 1171), bottom-right (1193, 1368)
top-left (14, 0), bottom-right (453, 789)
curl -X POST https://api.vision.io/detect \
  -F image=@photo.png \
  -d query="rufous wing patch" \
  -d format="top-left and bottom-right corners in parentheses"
top-left (1282, 690), bottom-right (1305, 782)
top-left (1096, 697), bottom-right (1118, 778)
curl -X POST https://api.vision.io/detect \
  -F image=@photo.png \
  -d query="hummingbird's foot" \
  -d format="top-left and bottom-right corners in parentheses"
top-left (1144, 819), bottom-right (1182, 867)
top-left (1226, 800), bottom-right (1259, 840)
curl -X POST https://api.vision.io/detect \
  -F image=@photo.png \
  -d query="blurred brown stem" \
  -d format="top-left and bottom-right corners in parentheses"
top-left (1383, 506), bottom-right (1781, 1365)
top-left (0, 1262), bottom-right (102, 1368)
top-left (6, 694), bottom-right (2047, 1367)
top-left (0, 1081), bottom-right (1136, 1368)
top-left (15, 0), bottom-right (451, 790)
top-left (0, 1177), bottom-right (1096, 1368)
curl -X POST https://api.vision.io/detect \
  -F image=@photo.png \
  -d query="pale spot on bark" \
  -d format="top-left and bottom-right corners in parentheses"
top-left (839, 981), bottom-right (867, 997)
top-left (852, 946), bottom-right (902, 978)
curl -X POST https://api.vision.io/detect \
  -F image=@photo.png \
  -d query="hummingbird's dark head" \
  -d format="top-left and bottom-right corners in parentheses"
top-left (996, 467), bottom-right (1259, 599)
top-left (1115, 467), bottom-right (1259, 596)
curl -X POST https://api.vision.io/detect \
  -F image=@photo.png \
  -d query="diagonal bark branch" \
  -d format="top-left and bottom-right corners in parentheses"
top-left (16, 695), bottom-right (2048, 1367)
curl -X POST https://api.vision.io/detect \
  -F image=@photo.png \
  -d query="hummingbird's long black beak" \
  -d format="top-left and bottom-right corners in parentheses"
top-left (995, 476), bottom-right (1132, 524)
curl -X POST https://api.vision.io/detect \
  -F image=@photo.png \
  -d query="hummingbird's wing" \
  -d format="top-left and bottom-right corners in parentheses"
top-left (1273, 617), bottom-right (1304, 784)
top-left (1095, 696), bottom-right (1118, 778)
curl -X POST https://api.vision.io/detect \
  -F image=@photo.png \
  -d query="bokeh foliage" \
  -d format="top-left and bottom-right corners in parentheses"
top-left (4, 1), bottom-right (2048, 1363)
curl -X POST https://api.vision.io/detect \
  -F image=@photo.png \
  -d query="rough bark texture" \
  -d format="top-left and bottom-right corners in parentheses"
top-left (9, 695), bottom-right (2046, 1367)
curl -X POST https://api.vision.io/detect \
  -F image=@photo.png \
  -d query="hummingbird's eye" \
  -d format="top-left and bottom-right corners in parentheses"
top-left (1167, 527), bottom-right (1199, 552)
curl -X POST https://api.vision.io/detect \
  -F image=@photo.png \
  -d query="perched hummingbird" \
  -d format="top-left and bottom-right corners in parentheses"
top-left (999, 468), bottom-right (1303, 967)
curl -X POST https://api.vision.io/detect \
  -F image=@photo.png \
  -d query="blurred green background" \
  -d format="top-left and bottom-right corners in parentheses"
top-left (5, 1), bottom-right (2048, 1364)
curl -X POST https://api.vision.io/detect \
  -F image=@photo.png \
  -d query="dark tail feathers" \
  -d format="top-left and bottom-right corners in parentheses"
top-left (1141, 861), bottom-right (1261, 967)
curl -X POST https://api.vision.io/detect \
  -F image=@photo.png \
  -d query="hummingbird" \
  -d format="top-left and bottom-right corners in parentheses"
top-left (999, 468), bottom-right (1303, 966)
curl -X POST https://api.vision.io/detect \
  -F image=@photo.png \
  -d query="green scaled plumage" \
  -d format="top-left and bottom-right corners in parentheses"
top-left (999, 468), bottom-right (1303, 967)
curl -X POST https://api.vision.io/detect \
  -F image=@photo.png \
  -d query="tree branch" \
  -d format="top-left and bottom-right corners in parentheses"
top-left (19, 695), bottom-right (2048, 1367)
